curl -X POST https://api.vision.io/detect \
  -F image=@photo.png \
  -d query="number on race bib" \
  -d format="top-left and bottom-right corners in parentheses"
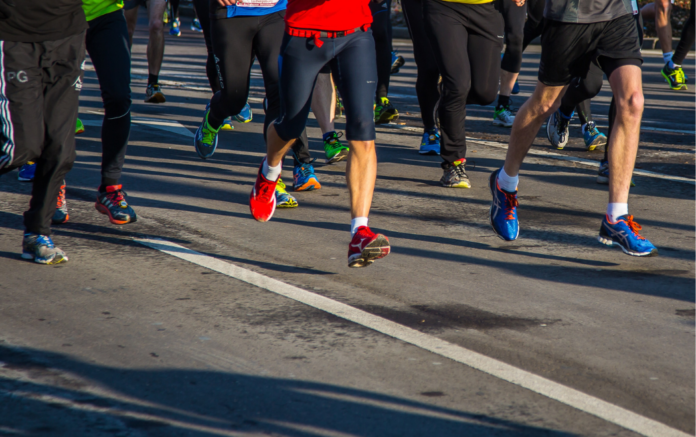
top-left (237, 0), bottom-right (278, 7)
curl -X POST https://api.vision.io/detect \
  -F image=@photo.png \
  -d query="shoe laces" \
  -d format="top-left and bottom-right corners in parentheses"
top-left (503, 191), bottom-right (518, 220)
top-left (586, 121), bottom-right (598, 135)
top-left (56, 186), bottom-right (66, 208)
top-left (623, 215), bottom-right (645, 240)
top-left (674, 67), bottom-right (686, 83)
top-left (297, 164), bottom-right (315, 177)
top-left (326, 131), bottom-right (344, 145)
top-left (104, 188), bottom-right (127, 206)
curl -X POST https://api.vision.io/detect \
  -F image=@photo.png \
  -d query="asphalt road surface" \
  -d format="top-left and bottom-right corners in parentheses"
top-left (0, 14), bottom-right (694, 437)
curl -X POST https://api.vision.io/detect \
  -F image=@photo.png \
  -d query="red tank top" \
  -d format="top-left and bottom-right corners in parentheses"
top-left (285, 0), bottom-right (373, 31)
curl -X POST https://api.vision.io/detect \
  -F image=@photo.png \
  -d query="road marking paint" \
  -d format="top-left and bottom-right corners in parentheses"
top-left (380, 124), bottom-right (695, 185)
top-left (136, 237), bottom-right (690, 437)
top-left (81, 116), bottom-right (194, 138)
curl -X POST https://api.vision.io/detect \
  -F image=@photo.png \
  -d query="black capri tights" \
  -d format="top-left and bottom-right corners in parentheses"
top-left (501, 0), bottom-right (526, 74)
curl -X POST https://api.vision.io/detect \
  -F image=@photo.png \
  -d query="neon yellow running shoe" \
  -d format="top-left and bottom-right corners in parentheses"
top-left (374, 97), bottom-right (398, 125)
top-left (275, 177), bottom-right (298, 208)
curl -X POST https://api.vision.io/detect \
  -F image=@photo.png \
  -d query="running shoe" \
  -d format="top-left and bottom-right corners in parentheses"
top-left (493, 105), bottom-right (515, 127)
top-left (391, 51), bottom-right (405, 75)
top-left (22, 233), bottom-right (68, 265)
top-left (169, 18), bottom-right (181, 37)
top-left (583, 121), bottom-right (607, 151)
top-left (511, 80), bottom-right (520, 95)
top-left (488, 169), bottom-right (519, 241)
top-left (145, 84), bottom-right (166, 103)
top-left (220, 118), bottom-right (234, 131)
top-left (374, 97), bottom-right (398, 125)
top-left (598, 214), bottom-right (657, 257)
top-left (347, 226), bottom-right (390, 268)
top-left (95, 185), bottom-right (137, 225)
top-left (440, 159), bottom-right (470, 188)
top-left (191, 18), bottom-right (203, 32)
top-left (661, 63), bottom-right (688, 90)
top-left (324, 131), bottom-right (349, 164)
top-left (234, 102), bottom-right (253, 123)
top-left (419, 128), bottom-right (440, 155)
top-left (546, 110), bottom-right (570, 149)
top-left (293, 162), bottom-right (321, 192)
top-left (17, 162), bottom-right (36, 182)
top-left (250, 159), bottom-right (278, 222)
top-left (52, 181), bottom-right (69, 224)
top-left (596, 160), bottom-right (636, 187)
top-left (194, 109), bottom-right (221, 159)
top-left (275, 178), bottom-right (298, 208)
top-left (76, 118), bottom-right (85, 134)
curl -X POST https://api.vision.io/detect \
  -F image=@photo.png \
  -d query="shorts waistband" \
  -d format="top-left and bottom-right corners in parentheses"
top-left (285, 24), bottom-right (370, 47)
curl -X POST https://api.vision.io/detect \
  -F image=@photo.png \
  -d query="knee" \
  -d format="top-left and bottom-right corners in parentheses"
top-left (468, 85), bottom-right (498, 106)
top-left (346, 117), bottom-right (375, 142)
top-left (616, 90), bottom-right (644, 119)
top-left (103, 92), bottom-right (131, 118)
top-left (441, 80), bottom-right (471, 105)
top-left (149, 18), bottom-right (164, 34)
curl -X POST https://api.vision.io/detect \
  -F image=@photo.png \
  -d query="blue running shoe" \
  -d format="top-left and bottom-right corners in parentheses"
top-left (419, 129), bottom-right (440, 155)
top-left (598, 215), bottom-right (657, 257)
top-left (275, 178), bottom-right (298, 208)
top-left (191, 18), bottom-right (203, 32)
top-left (194, 109), bottom-right (221, 159)
top-left (169, 18), bottom-right (181, 37)
top-left (18, 162), bottom-right (36, 182)
top-left (391, 51), bottom-right (405, 74)
top-left (22, 233), bottom-right (68, 264)
top-left (488, 169), bottom-right (519, 241)
top-left (511, 80), bottom-right (520, 95)
top-left (234, 102), bottom-right (253, 123)
top-left (293, 162), bottom-right (321, 192)
top-left (583, 121), bottom-right (607, 151)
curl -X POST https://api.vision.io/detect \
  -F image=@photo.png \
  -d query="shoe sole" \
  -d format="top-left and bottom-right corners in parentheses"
top-left (662, 71), bottom-right (688, 90)
top-left (597, 235), bottom-right (658, 257)
top-left (488, 172), bottom-right (519, 241)
top-left (492, 120), bottom-right (513, 128)
top-left (419, 149), bottom-right (440, 155)
top-left (326, 149), bottom-right (349, 164)
top-left (220, 124), bottom-right (234, 131)
top-left (95, 203), bottom-right (136, 225)
top-left (276, 202), bottom-right (298, 208)
top-left (294, 181), bottom-right (321, 192)
top-left (234, 115), bottom-right (253, 123)
top-left (22, 252), bottom-right (68, 264)
top-left (586, 136), bottom-right (607, 151)
top-left (145, 93), bottom-right (166, 104)
top-left (17, 176), bottom-right (34, 182)
top-left (441, 180), bottom-right (471, 188)
top-left (348, 235), bottom-right (390, 268)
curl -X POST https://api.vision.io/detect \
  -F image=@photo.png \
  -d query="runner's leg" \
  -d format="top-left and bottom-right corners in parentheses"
top-left (673, 1), bottom-right (695, 66)
top-left (499, 0), bottom-right (526, 108)
top-left (146, 0), bottom-right (167, 82)
top-left (191, 0), bottom-right (220, 93)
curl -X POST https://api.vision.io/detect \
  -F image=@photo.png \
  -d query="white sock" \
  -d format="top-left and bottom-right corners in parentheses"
top-left (262, 159), bottom-right (281, 181)
top-left (606, 203), bottom-right (628, 223)
top-left (497, 167), bottom-right (519, 193)
top-left (351, 217), bottom-right (368, 236)
top-left (663, 51), bottom-right (673, 65)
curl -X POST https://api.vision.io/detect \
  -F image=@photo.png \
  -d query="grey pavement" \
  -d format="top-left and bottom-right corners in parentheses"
top-left (0, 18), bottom-right (694, 437)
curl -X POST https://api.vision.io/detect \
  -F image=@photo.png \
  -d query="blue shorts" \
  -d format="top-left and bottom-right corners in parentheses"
top-left (274, 29), bottom-right (377, 142)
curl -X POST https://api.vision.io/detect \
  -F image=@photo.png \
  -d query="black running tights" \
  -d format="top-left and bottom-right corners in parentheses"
top-left (402, 0), bottom-right (440, 130)
top-left (501, 0), bottom-right (526, 74)
top-left (371, 0), bottom-right (393, 101)
top-left (674, 1), bottom-right (695, 65)
top-left (192, 0), bottom-right (220, 93)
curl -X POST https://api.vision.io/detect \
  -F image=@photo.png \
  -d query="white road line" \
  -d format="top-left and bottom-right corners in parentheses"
top-left (380, 123), bottom-right (696, 185)
top-left (136, 237), bottom-right (690, 437)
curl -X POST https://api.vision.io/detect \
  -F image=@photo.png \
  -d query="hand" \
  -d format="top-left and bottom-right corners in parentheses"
top-left (217, 0), bottom-right (236, 6)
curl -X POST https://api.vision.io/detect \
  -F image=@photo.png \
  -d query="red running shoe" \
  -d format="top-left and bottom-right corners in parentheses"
top-left (250, 159), bottom-right (277, 222)
top-left (347, 226), bottom-right (390, 268)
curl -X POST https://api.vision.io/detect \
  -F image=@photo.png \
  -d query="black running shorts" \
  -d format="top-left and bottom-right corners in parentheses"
top-left (538, 13), bottom-right (642, 86)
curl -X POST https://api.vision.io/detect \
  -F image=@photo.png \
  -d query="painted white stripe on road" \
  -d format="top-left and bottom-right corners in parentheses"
top-left (136, 237), bottom-right (690, 437)
top-left (380, 124), bottom-right (696, 185)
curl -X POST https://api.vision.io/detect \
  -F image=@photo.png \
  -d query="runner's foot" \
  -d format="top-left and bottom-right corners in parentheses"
top-left (348, 226), bottom-right (390, 268)
top-left (598, 214), bottom-right (657, 257)
top-left (234, 102), bottom-right (253, 123)
top-left (194, 109), bottom-right (221, 159)
top-left (76, 118), bottom-right (85, 134)
top-left (250, 159), bottom-right (278, 222)
top-left (493, 105), bottom-right (515, 127)
top-left (17, 162), bottom-right (36, 182)
top-left (52, 181), bottom-right (69, 224)
top-left (276, 178), bottom-right (298, 208)
top-left (489, 169), bottom-right (519, 241)
top-left (374, 97), bottom-right (398, 125)
top-left (95, 185), bottom-right (137, 225)
top-left (145, 84), bottom-right (166, 103)
top-left (293, 162), bottom-right (321, 191)
top-left (583, 121), bottom-right (607, 151)
top-left (323, 131), bottom-right (349, 164)
top-left (440, 159), bottom-right (470, 188)
top-left (546, 109), bottom-right (570, 149)
top-left (419, 128), bottom-right (440, 155)
top-left (22, 233), bottom-right (68, 265)
top-left (661, 63), bottom-right (687, 90)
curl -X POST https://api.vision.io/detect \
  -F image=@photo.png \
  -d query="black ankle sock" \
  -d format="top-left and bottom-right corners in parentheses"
top-left (497, 95), bottom-right (510, 109)
top-left (148, 74), bottom-right (159, 86)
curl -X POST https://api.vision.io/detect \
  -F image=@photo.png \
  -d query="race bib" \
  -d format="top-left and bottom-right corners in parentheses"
top-left (237, 0), bottom-right (278, 6)
top-left (630, 0), bottom-right (639, 15)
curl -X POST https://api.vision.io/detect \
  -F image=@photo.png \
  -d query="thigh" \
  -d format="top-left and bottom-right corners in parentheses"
top-left (423, 2), bottom-right (471, 92)
top-left (333, 31), bottom-right (378, 141)
top-left (212, 16), bottom-right (256, 96)
top-left (0, 41), bottom-right (45, 168)
top-left (254, 12), bottom-right (285, 91)
top-left (539, 21), bottom-right (598, 86)
top-left (468, 33), bottom-right (503, 103)
top-left (147, 0), bottom-right (167, 23)
top-left (86, 11), bottom-right (132, 110)
top-left (192, 0), bottom-right (213, 50)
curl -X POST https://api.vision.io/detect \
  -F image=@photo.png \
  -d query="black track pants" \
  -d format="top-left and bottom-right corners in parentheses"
top-left (402, 0), bottom-right (440, 130)
top-left (674, 1), bottom-right (695, 65)
top-left (522, 0), bottom-right (544, 50)
top-left (86, 10), bottom-right (132, 187)
top-left (0, 32), bottom-right (85, 235)
top-left (192, 0), bottom-right (220, 93)
top-left (423, 0), bottom-right (503, 164)
top-left (501, 0), bottom-right (526, 74)
top-left (371, 0), bottom-right (393, 101)
top-left (208, 11), bottom-right (311, 163)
